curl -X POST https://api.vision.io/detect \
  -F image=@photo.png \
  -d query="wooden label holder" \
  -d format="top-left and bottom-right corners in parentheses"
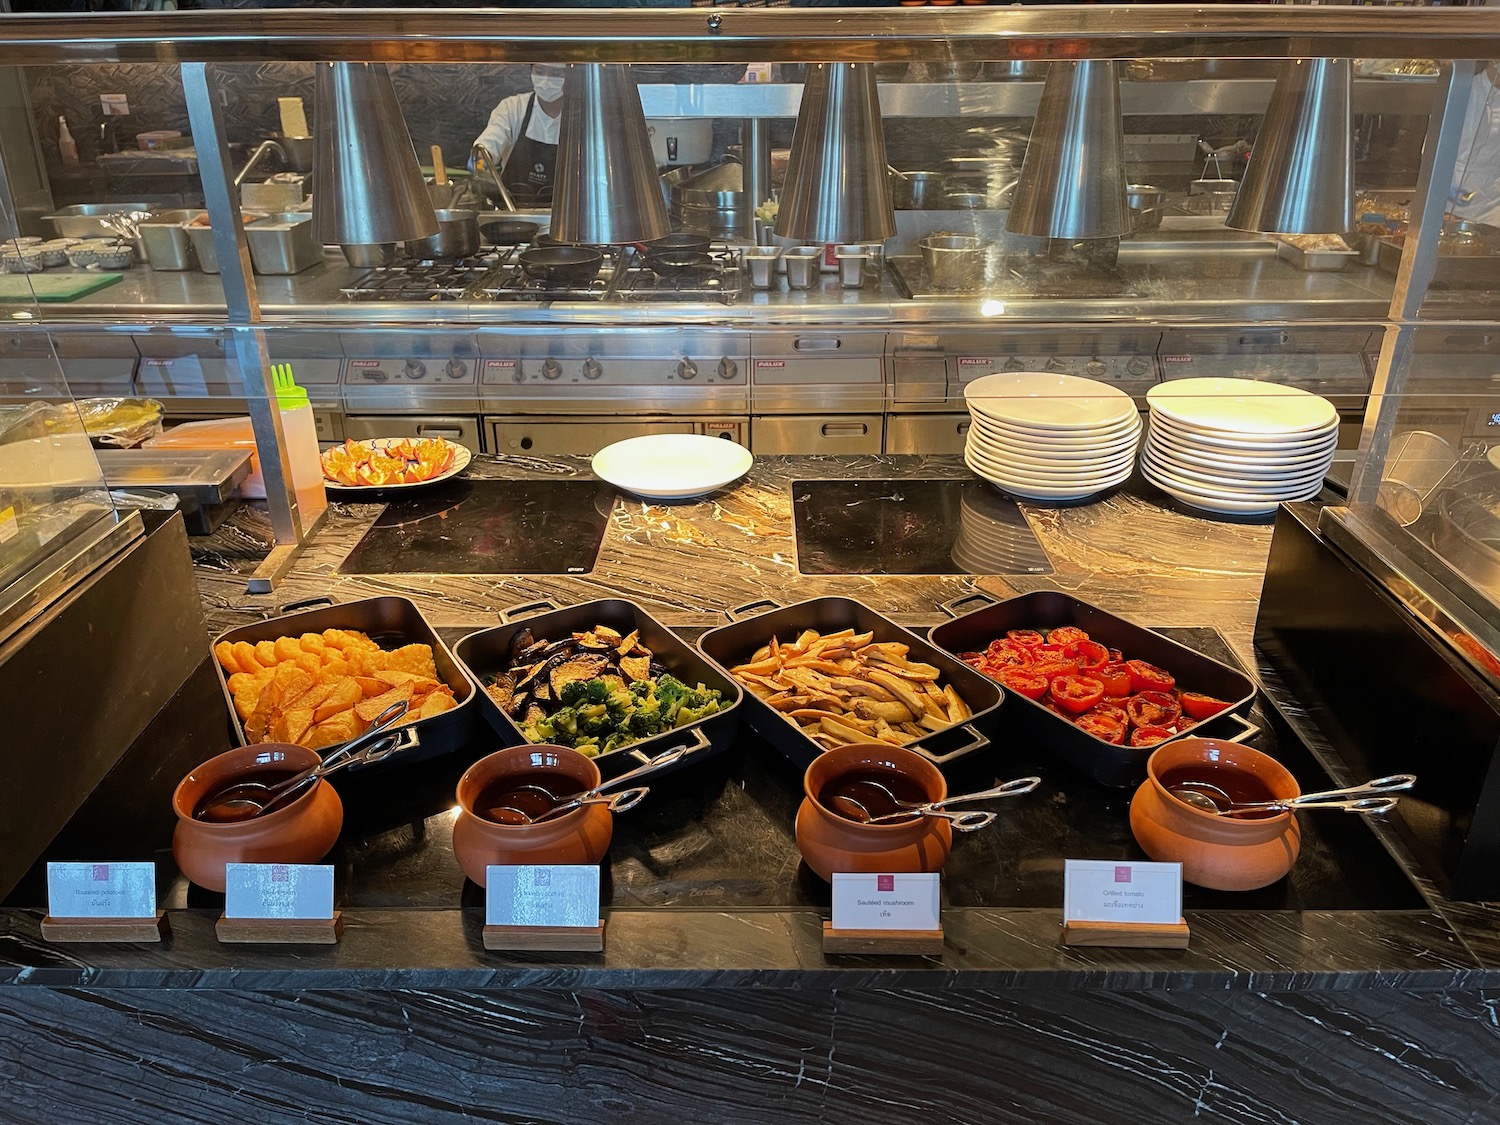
top-left (483, 921), bottom-right (606, 953)
top-left (1062, 918), bottom-right (1191, 949)
top-left (40, 912), bottom-right (170, 943)
top-left (216, 912), bottom-right (343, 945)
top-left (822, 921), bottom-right (944, 956)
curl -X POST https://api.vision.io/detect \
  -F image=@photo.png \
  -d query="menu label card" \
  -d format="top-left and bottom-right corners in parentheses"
top-left (47, 862), bottom-right (156, 920)
top-left (831, 872), bottom-right (940, 932)
top-left (486, 866), bottom-right (600, 929)
top-left (224, 864), bottom-right (334, 921)
top-left (1064, 860), bottom-right (1183, 926)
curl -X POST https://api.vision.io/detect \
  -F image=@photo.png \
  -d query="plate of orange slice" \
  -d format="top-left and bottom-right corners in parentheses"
top-left (320, 437), bottom-right (471, 492)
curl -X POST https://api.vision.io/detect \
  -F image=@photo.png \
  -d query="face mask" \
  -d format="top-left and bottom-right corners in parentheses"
top-left (532, 75), bottom-right (565, 101)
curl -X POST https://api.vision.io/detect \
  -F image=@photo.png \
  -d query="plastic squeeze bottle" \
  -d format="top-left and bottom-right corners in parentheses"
top-left (58, 117), bottom-right (79, 167)
top-left (271, 364), bottom-right (327, 524)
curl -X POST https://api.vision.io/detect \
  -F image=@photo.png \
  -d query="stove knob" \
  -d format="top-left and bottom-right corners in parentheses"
top-left (445, 357), bottom-right (468, 380)
top-left (1085, 358), bottom-right (1107, 377)
top-left (582, 357), bottom-right (603, 380)
top-left (717, 356), bottom-right (738, 380)
top-left (1045, 356), bottom-right (1068, 372)
top-left (1127, 355), bottom-right (1153, 377)
top-left (541, 358), bottom-right (562, 380)
top-left (511, 364), bottom-right (526, 385)
top-left (677, 357), bottom-right (699, 380)
top-left (1003, 356), bottom-right (1025, 372)
top-left (404, 359), bottom-right (427, 380)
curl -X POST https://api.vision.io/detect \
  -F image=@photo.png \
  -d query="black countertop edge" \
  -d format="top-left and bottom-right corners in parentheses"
top-left (0, 907), bottom-right (1486, 992)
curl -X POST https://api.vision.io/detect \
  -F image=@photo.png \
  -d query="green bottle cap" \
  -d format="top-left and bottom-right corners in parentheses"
top-left (272, 362), bottom-right (309, 409)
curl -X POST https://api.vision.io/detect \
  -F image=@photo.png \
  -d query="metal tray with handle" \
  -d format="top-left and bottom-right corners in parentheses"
top-left (696, 596), bottom-right (1003, 773)
top-left (454, 597), bottom-right (742, 782)
top-left (210, 594), bottom-right (479, 767)
top-left (928, 589), bottom-right (1258, 788)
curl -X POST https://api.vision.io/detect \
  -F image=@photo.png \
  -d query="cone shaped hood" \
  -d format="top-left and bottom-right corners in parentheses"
top-left (778, 63), bottom-right (895, 244)
top-left (1006, 61), bottom-right (1128, 240)
top-left (312, 62), bottom-right (437, 246)
top-left (550, 64), bottom-right (669, 245)
top-left (1226, 58), bottom-right (1353, 235)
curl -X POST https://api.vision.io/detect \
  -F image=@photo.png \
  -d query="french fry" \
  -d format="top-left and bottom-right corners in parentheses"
top-left (730, 626), bottom-right (972, 752)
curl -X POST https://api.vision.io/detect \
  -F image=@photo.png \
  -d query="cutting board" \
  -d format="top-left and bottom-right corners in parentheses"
top-left (0, 272), bottom-right (124, 302)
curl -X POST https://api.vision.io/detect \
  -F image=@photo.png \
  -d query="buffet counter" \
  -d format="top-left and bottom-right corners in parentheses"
top-left (3, 455), bottom-right (1498, 1124)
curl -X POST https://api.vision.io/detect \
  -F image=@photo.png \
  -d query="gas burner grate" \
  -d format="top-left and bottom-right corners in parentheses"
top-left (341, 243), bottom-right (745, 303)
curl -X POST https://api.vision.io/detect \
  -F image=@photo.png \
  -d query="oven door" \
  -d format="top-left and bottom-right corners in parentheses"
top-left (344, 415), bottom-right (483, 451)
top-left (487, 416), bottom-right (747, 456)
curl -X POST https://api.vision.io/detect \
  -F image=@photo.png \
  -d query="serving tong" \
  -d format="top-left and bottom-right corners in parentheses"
top-left (829, 774), bottom-right (1041, 831)
top-left (1168, 773), bottom-right (1416, 817)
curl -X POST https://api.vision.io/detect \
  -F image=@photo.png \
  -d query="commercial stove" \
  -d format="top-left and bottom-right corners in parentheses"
top-left (340, 244), bottom-right (744, 305)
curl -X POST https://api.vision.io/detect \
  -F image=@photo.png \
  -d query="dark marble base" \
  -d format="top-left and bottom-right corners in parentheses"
top-left (0, 986), bottom-right (1497, 1124)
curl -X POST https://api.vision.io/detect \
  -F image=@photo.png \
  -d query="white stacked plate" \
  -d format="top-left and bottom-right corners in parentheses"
top-left (963, 372), bottom-right (1142, 502)
top-left (1142, 378), bottom-right (1339, 516)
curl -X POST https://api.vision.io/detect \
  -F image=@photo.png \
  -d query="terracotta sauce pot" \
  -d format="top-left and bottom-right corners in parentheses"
top-left (452, 744), bottom-right (613, 888)
top-left (795, 743), bottom-right (953, 883)
top-left (1130, 738), bottom-right (1302, 892)
top-left (172, 744), bottom-right (343, 893)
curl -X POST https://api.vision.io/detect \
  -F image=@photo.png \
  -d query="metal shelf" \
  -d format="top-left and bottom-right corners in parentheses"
top-left (639, 78), bottom-right (1440, 119)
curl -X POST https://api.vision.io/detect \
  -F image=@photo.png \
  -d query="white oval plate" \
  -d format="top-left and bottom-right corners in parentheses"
top-left (968, 455), bottom-right (1133, 500)
top-left (968, 415), bottom-right (1142, 455)
top-left (964, 371), bottom-right (1138, 430)
top-left (1145, 428), bottom-right (1335, 471)
top-left (1146, 378), bottom-right (1339, 435)
top-left (1141, 455), bottom-right (1326, 501)
top-left (1148, 415), bottom-right (1339, 453)
top-left (592, 433), bottom-right (753, 499)
top-left (966, 440), bottom-right (1137, 484)
top-left (323, 438), bottom-right (473, 493)
top-left (1147, 478), bottom-right (1290, 516)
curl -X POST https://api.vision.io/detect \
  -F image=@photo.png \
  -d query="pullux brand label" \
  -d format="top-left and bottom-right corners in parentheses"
top-left (957, 357), bottom-right (993, 366)
top-left (484, 360), bottom-right (517, 368)
top-left (349, 360), bottom-right (382, 366)
top-left (47, 862), bottom-right (156, 919)
top-left (224, 863), bottom-right (335, 920)
top-left (831, 872), bottom-right (940, 931)
top-left (1063, 860), bottom-right (1182, 925)
top-left (487, 865), bottom-right (600, 928)
top-left (755, 360), bottom-right (786, 368)
top-left (1163, 355), bottom-right (1195, 364)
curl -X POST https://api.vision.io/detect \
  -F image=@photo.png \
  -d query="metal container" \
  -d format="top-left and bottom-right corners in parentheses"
top-left (1275, 238), bottom-right (1357, 272)
top-left (743, 246), bottom-right (780, 289)
top-left (139, 209), bottom-right (208, 271)
top-left (985, 60), bottom-right (1047, 81)
top-left (678, 162), bottom-right (747, 238)
top-left (271, 133), bottom-right (315, 173)
top-left (210, 595), bottom-right (479, 768)
top-left (1435, 472), bottom-right (1500, 599)
top-left (405, 208), bottom-right (480, 260)
top-left (41, 202), bottom-right (154, 240)
top-left (920, 232), bottom-right (986, 289)
top-left (1126, 184), bottom-right (1163, 234)
top-left (889, 170), bottom-right (945, 209)
top-left (929, 590), bottom-right (1258, 788)
top-left (834, 245), bottom-right (870, 288)
top-left (943, 191), bottom-right (987, 210)
top-left (187, 224), bottom-right (219, 274)
top-left (697, 596), bottom-right (1003, 773)
top-left (245, 212), bottom-right (322, 275)
top-left (782, 245), bottom-right (821, 289)
top-left (455, 597), bottom-right (743, 782)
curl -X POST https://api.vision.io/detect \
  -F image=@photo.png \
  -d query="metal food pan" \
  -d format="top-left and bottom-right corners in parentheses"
top-left (697, 596), bottom-right (1003, 773)
top-left (929, 590), bottom-right (1256, 788)
top-left (210, 594), bottom-right (478, 767)
top-left (455, 597), bottom-right (742, 782)
top-left (1276, 240), bottom-right (1357, 272)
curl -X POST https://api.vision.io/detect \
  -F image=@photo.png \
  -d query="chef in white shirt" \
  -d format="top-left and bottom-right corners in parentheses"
top-left (1453, 62), bottom-right (1500, 226)
top-left (471, 64), bottom-right (566, 206)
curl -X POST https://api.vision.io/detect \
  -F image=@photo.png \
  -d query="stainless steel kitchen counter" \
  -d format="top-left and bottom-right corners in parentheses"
top-left (30, 243), bottom-right (1395, 327)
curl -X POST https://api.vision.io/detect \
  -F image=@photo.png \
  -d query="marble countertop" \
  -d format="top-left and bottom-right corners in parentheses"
top-left (5, 453), bottom-right (1498, 991)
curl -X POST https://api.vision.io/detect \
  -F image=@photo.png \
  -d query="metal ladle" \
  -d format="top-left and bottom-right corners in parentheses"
top-left (829, 775), bottom-right (1041, 830)
top-left (494, 742), bottom-right (695, 826)
top-left (194, 702), bottom-right (410, 822)
top-left (1169, 773), bottom-right (1416, 816)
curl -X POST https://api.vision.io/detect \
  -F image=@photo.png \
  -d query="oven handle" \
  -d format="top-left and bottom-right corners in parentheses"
top-left (414, 423), bottom-right (467, 441)
top-left (499, 598), bottom-right (562, 625)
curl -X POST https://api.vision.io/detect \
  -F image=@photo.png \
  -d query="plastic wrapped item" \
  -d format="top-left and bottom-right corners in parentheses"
top-left (51, 397), bottom-right (165, 448)
top-left (103, 488), bottom-right (179, 511)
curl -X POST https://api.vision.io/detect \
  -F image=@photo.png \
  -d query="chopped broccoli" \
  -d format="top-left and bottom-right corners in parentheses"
top-left (630, 679), bottom-right (652, 697)
top-left (583, 680), bottom-right (611, 704)
top-left (558, 680), bottom-right (590, 707)
top-left (520, 673), bottom-right (722, 754)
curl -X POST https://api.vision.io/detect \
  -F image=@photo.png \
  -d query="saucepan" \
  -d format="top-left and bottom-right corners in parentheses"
top-left (481, 218), bottom-right (540, 246)
top-left (518, 245), bottom-right (604, 287)
top-left (406, 209), bottom-right (480, 260)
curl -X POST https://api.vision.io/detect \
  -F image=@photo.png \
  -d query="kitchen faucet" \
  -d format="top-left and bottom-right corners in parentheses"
top-left (233, 139), bottom-right (288, 188)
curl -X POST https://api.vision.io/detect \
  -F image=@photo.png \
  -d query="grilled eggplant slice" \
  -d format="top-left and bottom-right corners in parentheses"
top-left (550, 653), bottom-right (609, 697)
top-left (485, 672), bottom-right (516, 711)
